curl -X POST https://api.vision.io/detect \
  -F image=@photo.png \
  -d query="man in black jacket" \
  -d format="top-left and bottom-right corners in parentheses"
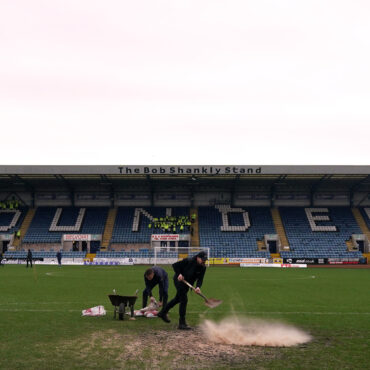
top-left (158, 251), bottom-right (207, 330)
top-left (26, 249), bottom-right (33, 268)
top-left (143, 266), bottom-right (169, 309)
top-left (56, 250), bottom-right (62, 267)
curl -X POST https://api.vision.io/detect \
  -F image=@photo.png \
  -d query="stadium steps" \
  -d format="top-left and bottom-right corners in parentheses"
top-left (351, 208), bottom-right (370, 262)
top-left (190, 207), bottom-right (200, 247)
top-left (86, 253), bottom-right (96, 262)
top-left (270, 208), bottom-right (290, 250)
top-left (101, 207), bottom-right (117, 250)
top-left (351, 208), bottom-right (370, 240)
top-left (257, 239), bottom-right (266, 251)
top-left (345, 239), bottom-right (356, 251)
top-left (363, 253), bottom-right (370, 264)
top-left (13, 208), bottom-right (36, 249)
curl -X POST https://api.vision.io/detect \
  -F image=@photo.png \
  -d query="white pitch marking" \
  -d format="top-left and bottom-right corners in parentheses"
top-left (0, 308), bottom-right (369, 315)
top-left (0, 309), bottom-right (82, 312)
top-left (45, 272), bottom-right (66, 276)
top-left (240, 275), bottom-right (316, 281)
top-left (0, 302), bottom-right (96, 306)
top-left (189, 311), bottom-right (370, 315)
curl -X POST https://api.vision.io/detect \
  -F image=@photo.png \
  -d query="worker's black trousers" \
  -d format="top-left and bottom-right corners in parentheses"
top-left (161, 279), bottom-right (189, 324)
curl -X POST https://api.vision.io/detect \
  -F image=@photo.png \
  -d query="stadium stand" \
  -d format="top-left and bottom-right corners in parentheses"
top-left (6, 205), bottom-right (368, 261)
top-left (22, 207), bottom-right (108, 243)
top-left (279, 207), bottom-right (363, 259)
top-left (1, 166), bottom-right (369, 268)
top-left (198, 206), bottom-right (275, 258)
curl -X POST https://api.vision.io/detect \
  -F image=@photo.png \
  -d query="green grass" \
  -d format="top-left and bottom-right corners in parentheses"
top-left (0, 265), bottom-right (369, 369)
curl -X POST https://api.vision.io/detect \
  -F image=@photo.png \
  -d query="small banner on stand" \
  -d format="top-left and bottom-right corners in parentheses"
top-left (151, 234), bottom-right (179, 241)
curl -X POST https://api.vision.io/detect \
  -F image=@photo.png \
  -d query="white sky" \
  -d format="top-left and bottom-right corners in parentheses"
top-left (0, 0), bottom-right (369, 165)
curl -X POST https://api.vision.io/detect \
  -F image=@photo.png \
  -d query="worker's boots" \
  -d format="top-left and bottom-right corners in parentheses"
top-left (178, 318), bottom-right (191, 330)
top-left (157, 311), bottom-right (171, 323)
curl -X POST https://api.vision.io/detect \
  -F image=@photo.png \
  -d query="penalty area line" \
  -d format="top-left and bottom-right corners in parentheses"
top-left (0, 302), bottom-right (97, 306)
top-left (239, 276), bottom-right (316, 281)
top-left (188, 311), bottom-right (370, 315)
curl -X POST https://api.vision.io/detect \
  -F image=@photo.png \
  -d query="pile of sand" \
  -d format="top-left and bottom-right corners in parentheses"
top-left (201, 316), bottom-right (311, 347)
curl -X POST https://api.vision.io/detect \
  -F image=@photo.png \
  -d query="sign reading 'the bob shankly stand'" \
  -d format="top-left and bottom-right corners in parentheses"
top-left (118, 166), bottom-right (262, 175)
top-left (0, 165), bottom-right (369, 175)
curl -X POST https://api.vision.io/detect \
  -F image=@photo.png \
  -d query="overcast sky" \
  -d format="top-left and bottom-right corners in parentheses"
top-left (0, 0), bottom-right (369, 165)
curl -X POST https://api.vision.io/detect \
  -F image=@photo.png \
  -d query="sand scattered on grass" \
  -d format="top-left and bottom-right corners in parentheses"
top-left (201, 316), bottom-right (311, 347)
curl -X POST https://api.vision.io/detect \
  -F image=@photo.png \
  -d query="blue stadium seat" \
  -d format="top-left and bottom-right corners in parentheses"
top-left (23, 207), bottom-right (108, 243)
top-left (198, 206), bottom-right (275, 258)
top-left (0, 208), bottom-right (28, 234)
top-left (279, 207), bottom-right (363, 259)
top-left (111, 207), bottom-right (190, 244)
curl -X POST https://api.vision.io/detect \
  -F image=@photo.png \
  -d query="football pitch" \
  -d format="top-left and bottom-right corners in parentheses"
top-left (0, 265), bottom-right (369, 369)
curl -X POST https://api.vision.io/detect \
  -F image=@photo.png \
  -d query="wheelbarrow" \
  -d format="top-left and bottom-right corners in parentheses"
top-left (108, 295), bottom-right (138, 320)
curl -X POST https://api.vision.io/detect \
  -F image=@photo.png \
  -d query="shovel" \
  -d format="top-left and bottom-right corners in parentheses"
top-left (182, 279), bottom-right (222, 309)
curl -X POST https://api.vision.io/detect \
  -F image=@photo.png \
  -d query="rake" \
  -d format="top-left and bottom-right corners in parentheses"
top-left (182, 279), bottom-right (222, 308)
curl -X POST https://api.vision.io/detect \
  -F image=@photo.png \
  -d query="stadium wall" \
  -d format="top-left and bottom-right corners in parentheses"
top-left (2, 190), bottom-right (369, 208)
top-left (0, 192), bottom-right (33, 206)
top-left (109, 243), bottom-right (149, 251)
top-left (353, 192), bottom-right (370, 207)
top-left (193, 192), bottom-right (232, 206)
top-left (20, 243), bottom-right (61, 251)
top-left (32, 194), bottom-right (366, 208)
